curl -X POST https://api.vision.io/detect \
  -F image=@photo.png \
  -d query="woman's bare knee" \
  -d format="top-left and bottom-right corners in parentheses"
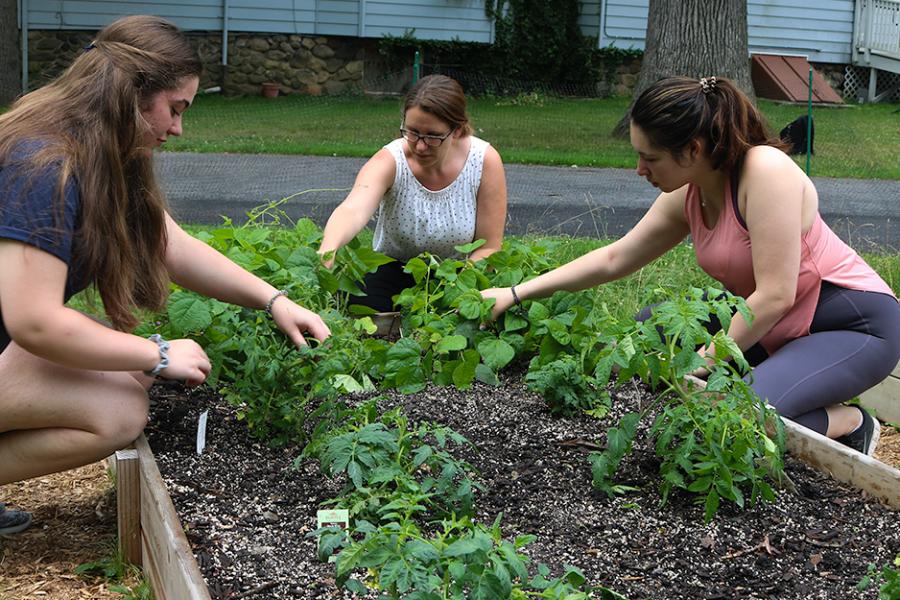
top-left (90, 385), bottom-right (150, 447)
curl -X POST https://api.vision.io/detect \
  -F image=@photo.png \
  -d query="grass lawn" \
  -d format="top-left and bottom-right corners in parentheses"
top-left (164, 93), bottom-right (900, 179)
top-left (527, 235), bottom-right (898, 317)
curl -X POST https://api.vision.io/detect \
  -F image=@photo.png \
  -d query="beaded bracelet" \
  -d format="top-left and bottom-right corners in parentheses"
top-left (510, 285), bottom-right (522, 306)
top-left (144, 334), bottom-right (171, 378)
top-left (265, 289), bottom-right (289, 315)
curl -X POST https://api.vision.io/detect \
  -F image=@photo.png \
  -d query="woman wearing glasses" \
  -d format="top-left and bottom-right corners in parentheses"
top-left (318, 74), bottom-right (508, 312)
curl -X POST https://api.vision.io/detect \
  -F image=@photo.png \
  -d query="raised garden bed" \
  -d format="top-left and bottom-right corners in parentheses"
top-left (130, 373), bottom-right (900, 600)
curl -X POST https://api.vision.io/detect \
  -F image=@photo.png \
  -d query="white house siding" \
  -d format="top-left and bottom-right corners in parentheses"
top-left (316, 0), bottom-right (362, 37)
top-left (25, 0), bottom-right (855, 62)
top-left (27, 0), bottom-right (222, 31)
top-left (26, 0), bottom-right (491, 41)
top-left (595, 0), bottom-right (855, 64)
top-left (747, 0), bottom-right (854, 63)
top-left (226, 1), bottom-right (314, 33)
top-left (362, 0), bottom-right (492, 42)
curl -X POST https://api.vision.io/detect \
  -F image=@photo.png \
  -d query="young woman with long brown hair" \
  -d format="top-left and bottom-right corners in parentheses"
top-left (318, 74), bottom-right (508, 312)
top-left (0, 15), bottom-right (330, 533)
top-left (482, 76), bottom-right (899, 456)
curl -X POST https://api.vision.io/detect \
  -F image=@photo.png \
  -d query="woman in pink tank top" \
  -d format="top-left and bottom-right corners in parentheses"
top-left (482, 76), bottom-right (899, 456)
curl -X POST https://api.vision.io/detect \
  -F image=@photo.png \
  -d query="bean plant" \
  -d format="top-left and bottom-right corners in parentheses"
top-left (303, 401), bottom-right (482, 523)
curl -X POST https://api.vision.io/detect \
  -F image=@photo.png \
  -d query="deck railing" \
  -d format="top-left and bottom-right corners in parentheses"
top-left (853, 0), bottom-right (900, 100)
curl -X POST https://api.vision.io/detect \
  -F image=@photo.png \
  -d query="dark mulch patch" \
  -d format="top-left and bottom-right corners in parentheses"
top-left (146, 374), bottom-right (898, 600)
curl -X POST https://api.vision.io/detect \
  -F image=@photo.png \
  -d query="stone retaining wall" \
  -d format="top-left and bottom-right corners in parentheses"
top-left (27, 30), bottom-right (373, 96)
top-left (811, 62), bottom-right (847, 97)
top-left (219, 33), bottom-right (371, 96)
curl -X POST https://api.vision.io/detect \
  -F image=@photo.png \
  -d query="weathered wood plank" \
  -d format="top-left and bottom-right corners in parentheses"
top-left (113, 447), bottom-right (142, 566)
top-left (860, 374), bottom-right (900, 425)
top-left (782, 418), bottom-right (900, 509)
top-left (134, 434), bottom-right (210, 600)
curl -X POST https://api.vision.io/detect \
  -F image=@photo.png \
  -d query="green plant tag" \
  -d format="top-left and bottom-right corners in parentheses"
top-left (316, 509), bottom-right (349, 563)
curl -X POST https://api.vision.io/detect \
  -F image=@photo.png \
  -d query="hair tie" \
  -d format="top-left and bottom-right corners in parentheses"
top-left (83, 42), bottom-right (96, 52)
top-left (699, 76), bottom-right (717, 94)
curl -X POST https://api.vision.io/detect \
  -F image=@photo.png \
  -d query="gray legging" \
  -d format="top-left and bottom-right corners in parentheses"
top-left (637, 282), bottom-right (900, 434)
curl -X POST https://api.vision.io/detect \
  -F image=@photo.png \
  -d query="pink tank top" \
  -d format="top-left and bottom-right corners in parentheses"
top-left (685, 176), bottom-right (895, 354)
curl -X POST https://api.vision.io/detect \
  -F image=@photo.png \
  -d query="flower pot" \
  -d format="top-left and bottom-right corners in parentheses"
top-left (261, 82), bottom-right (279, 98)
top-left (370, 311), bottom-right (402, 338)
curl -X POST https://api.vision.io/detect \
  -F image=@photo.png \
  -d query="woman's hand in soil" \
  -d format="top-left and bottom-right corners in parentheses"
top-left (269, 296), bottom-right (331, 348)
top-left (480, 287), bottom-right (516, 322)
top-left (163, 339), bottom-right (212, 387)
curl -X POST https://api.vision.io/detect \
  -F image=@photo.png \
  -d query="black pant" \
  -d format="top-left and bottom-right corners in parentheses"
top-left (349, 261), bottom-right (415, 313)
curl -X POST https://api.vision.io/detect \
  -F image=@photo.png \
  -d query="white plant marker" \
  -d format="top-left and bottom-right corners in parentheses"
top-left (317, 509), bottom-right (350, 562)
top-left (196, 409), bottom-right (208, 455)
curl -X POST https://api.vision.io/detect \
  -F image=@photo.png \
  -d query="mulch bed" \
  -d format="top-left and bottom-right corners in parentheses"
top-left (146, 374), bottom-right (899, 600)
top-left (0, 462), bottom-right (137, 599)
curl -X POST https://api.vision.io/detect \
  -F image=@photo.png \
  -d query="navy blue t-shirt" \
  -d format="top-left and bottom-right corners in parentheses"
top-left (0, 153), bottom-right (87, 350)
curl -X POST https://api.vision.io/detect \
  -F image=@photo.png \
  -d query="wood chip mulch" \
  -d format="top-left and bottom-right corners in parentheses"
top-left (0, 461), bottom-right (136, 599)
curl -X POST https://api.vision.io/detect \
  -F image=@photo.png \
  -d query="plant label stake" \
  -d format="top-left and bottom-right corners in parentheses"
top-left (316, 509), bottom-right (349, 563)
top-left (196, 409), bottom-right (208, 455)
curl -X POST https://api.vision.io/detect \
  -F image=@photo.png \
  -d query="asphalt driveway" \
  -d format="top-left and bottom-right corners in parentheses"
top-left (157, 152), bottom-right (898, 252)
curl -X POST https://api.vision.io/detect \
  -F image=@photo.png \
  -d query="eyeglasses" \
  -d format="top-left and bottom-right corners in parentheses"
top-left (399, 127), bottom-right (455, 147)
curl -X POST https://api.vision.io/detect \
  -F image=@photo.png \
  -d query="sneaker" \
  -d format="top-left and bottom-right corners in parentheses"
top-left (0, 503), bottom-right (32, 535)
top-left (836, 407), bottom-right (881, 456)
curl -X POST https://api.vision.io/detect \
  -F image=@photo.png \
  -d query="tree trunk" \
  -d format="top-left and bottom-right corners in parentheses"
top-left (0, 0), bottom-right (22, 105)
top-left (613, 0), bottom-right (754, 137)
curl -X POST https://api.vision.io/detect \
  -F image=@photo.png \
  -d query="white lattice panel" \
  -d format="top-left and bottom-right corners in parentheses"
top-left (843, 65), bottom-right (900, 101)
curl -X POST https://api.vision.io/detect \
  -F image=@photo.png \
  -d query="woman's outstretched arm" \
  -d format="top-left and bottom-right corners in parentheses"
top-left (481, 187), bottom-right (691, 320)
top-left (163, 213), bottom-right (330, 347)
top-left (318, 149), bottom-right (396, 267)
top-left (0, 240), bottom-right (211, 384)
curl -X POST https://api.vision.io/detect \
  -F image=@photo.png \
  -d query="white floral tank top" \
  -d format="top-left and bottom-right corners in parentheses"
top-left (372, 136), bottom-right (489, 261)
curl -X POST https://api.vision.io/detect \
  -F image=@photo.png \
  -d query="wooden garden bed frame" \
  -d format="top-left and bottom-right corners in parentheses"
top-left (112, 363), bottom-right (900, 599)
top-left (110, 435), bottom-right (211, 600)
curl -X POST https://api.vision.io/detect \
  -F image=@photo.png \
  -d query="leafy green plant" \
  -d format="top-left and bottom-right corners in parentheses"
top-left (75, 552), bottom-right (152, 599)
top-left (485, 0), bottom-right (598, 87)
top-left (586, 287), bottom-right (785, 521)
top-left (305, 401), bottom-right (481, 523)
top-left (136, 215), bottom-right (800, 596)
top-left (149, 217), bottom-right (786, 519)
top-left (858, 553), bottom-right (900, 599)
top-left (393, 241), bottom-right (523, 391)
top-left (314, 513), bottom-right (623, 599)
top-left (524, 355), bottom-right (603, 417)
top-left (141, 215), bottom-right (393, 444)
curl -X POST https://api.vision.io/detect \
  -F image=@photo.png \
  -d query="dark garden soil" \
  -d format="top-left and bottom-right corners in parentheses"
top-left (146, 374), bottom-right (899, 600)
